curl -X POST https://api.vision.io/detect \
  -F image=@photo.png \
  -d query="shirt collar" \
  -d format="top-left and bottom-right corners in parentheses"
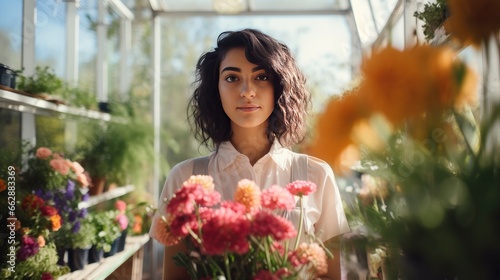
top-left (216, 140), bottom-right (290, 170)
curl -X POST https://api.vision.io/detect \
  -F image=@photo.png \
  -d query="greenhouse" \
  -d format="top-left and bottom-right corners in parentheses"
top-left (0, 0), bottom-right (498, 279)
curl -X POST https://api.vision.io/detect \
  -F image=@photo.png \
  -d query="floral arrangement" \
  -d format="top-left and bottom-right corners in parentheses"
top-left (153, 175), bottom-right (331, 280)
top-left (307, 1), bottom-right (500, 278)
top-left (89, 210), bottom-right (122, 253)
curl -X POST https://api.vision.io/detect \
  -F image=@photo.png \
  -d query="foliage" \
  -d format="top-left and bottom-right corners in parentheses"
top-left (308, 18), bottom-right (500, 277)
top-left (66, 217), bottom-right (96, 249)
top-left (414, 0), bottom-right (448, 41)
top-left (153, 176), bottom-right (331, 280)
top-left (60, 85), bottom-right (98, 110)
top-left (0, 243), bottom-right (70, 280)
top-left (89, 210), bottom-right (122, 252)
top-left (16, 66), bottom-right (64, 95)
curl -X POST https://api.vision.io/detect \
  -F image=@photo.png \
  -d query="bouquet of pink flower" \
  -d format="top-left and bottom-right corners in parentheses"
top-left (153, 175), bottom-right (331, 280)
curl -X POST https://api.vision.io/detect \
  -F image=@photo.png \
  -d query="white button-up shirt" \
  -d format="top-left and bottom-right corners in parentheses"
top-left (150, 141), bottom-right (350, 243)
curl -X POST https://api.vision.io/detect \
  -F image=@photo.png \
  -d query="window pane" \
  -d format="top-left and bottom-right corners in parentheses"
top-left (0, 0), bottom-right (23, 71)
top-left (79, 0), bottom-right (98, 94)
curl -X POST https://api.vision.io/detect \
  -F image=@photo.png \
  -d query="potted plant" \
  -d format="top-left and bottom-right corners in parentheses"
top-left (88, 210), bottom-right (122, 263)
top-left (414, 0), bottom-right (449, 42)
top-left (65, 217), bottom-right (96, 271)
top-left (80, 101), bottom-right (156, 195)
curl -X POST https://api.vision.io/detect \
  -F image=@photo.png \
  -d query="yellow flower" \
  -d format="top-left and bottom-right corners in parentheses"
top-left (183, 175), bottom-right (215, 191)
top-left (234, 179), bottom-right (261, 212)
top-left (444, 0), bottom-right (500, 47)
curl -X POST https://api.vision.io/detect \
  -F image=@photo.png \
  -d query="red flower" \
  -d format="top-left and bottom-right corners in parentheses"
top-left (261, 185), bottom-right (296, 211)
top-left (285, 180), bottom-right (317, 197)
top-left (167, 183), bottom-right (221, 216)
top-left (40, 205), bottom-right (58, 217)
top-left (21, 194), bottom-right (45, 213)
top-left (250, 211), bottom-right (297, 241)
top-left (170, 213), bottom-right (199, 237)
top-left (201, 205), bottom-right (251, 255)
top-left (41, 272), bottom-right (54, 280)
top-left (253, 270), bottom-right (280, 280)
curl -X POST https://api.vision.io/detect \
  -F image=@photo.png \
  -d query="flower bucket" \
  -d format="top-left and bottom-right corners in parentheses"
top-left (88, 245), bottom-right (104, 264)
top-left (67, 247), bottom-right (90, 271)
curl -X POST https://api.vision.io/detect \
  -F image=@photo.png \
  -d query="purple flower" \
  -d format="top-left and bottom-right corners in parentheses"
top-left (78, 208), bottom-right (88, 218)
top-left (82, 193), bottom-right (89, 202)
top-left (65, 180), bottom-right (75, 200)
top-left (71, 221), bottom-right (81, 233)
top-left (68, 211), bottom-right (77, 222)
top-left (17, 235), bottom-right (40, 261)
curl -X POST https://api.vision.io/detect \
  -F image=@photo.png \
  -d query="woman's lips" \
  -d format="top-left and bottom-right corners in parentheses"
top-left (237, 105), bottom-right (260, 112)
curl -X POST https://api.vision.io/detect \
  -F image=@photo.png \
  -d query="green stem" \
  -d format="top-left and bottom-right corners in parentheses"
top-left (224, 252), bottom-right (232, 280)
top-left (264, 237), bottom-right (271, 269)
top-left (294, 196), bottom-right (304, 250)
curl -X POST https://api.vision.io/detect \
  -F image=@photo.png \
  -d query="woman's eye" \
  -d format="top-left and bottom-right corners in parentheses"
top-left (256, 74), bottom-right (269, 81)
top-left (225, 75), bottom-right (238, 82)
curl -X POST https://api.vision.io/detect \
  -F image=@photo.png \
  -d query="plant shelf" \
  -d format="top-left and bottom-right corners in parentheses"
top-left (0, 86), bottom-right (111, 121)
top-left (79, 185), bottom-right (135, 209)
top-left (58, 234), bottom-right (150, 280)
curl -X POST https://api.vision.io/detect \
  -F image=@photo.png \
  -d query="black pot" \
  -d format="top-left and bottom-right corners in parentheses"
top-left (67, 247), bottom-right (90, 272)
top-left (0, 63), bottom-right (16, 89)
top-left (104, 237), bottom-right (119, 258)
top-left (88, 245), bottom-right (104, 264)
top-left (117, 229), bottom-right (128, 252)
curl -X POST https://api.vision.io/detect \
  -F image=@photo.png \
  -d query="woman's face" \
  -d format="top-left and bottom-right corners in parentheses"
top-left (218, 47), bottom-right (275, 132)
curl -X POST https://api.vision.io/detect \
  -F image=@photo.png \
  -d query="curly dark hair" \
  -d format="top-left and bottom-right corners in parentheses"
top-left (188, 28), bottom-right (311, 149)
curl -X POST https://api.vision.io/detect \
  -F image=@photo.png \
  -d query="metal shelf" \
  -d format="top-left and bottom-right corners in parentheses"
top-left (0, 87), bottom-right (111, 121)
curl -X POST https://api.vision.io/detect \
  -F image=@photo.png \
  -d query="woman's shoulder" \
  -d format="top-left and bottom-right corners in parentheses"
top-left (289, 151), bottom-right (335, 179)
top-left (169, 155), bottom-right (211, 177)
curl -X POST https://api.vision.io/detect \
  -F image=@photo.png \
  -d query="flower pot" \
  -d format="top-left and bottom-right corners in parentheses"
top-left (104, 238), bottom-right (119, 257)
top-left (67, 247), bottom-right (90, 271)
top-left (117, 229), bottom-right (128, 252)
top-left (0, 63), bottom-right (16, 89)
top-left (88, 245), bottom-right (104, 264)
top-left (56, 246), bottom-right (67, 266)
top-left (89, 177), bottom-right (106, 196)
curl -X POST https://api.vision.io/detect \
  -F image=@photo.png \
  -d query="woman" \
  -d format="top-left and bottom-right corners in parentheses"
top-left (150, 29), bottom-right (350, 279)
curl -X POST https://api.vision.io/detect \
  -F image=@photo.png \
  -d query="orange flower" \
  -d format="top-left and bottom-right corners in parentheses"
top-left (306, 90), bottom-right (367, 174)
top-left (444, 0), bottom-right (500, 47)
top-left (35, 147), bottom-right (52, 159)
top-left (132, 214), bottom-right (143, 234)
top-left (37, 235), bottom-right (46, 247)
top-left (50, 214), bottom-right (62, 231)
top-left (0, 179), bottom-right (6, 192)
top-left (360, 46), bottom-right (477, 125)
top-left (154, 216), bottom-right (182, 246)
top-left (183, 175), bottom-right (215, 191)
top-left (235, 179), bottom-right (261, 213)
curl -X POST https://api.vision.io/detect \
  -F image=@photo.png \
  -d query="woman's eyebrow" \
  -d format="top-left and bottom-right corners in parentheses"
top-left (220, 66), bottom-right (265, 74)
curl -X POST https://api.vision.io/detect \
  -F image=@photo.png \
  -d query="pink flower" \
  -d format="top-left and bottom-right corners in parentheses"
top-left (253, 270), bottom-right (280, 280)
top-left (288, 243), bottom-right (328, 276)
top-left (250, 211), bottom-right (297, 241)
top-left (49, 159), bottom-right (69, 176)
top-left (154, 216), bottom-right (182, 246)
top-left (167, 183), bottom-right (220, 216)
top-left (35, 147), bottom-right (52, 159)
top-left (261, 185), bottom-right (296, 210)
top-left (201, 205), bottom-right (251, 255)
top-left (170, 213), bottom-right (199, 237)
top-left (285, 180), bottom-right (317, 197)
top-left (115, 200), bottom-right (127, 212)
top-left (234, 179), bottom-right (261, 213)
top-left (116, 213), bottom-right (129, 231)
top-left (77, 173), bottom-right (89, 188)
top-left (70, 161), bottom-right (85, 175)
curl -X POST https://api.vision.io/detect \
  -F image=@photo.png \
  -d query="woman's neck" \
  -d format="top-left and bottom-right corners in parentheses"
top-left (230, 126), bottom-right (272, 165)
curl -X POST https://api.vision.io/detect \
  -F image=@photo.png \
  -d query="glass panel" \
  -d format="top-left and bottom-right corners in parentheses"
top-left (35, 115), bottom-right (66, 151)
top-left (79, 0), bottom-right (98, 95)
top-left (0, 0), bottom-right (23, 71)
top-left (35, 0), bottom-right (67, 78)
top-left (369, 0), bottom-right (399, 32)
top-left (107, 8), bottom-right (121, 101)
top-left (0, 109), bottom-right (22, 155)
top-left (162, 0), bottom-right (350, 11)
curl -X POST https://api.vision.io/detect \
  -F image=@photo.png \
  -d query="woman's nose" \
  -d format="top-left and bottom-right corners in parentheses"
top-left (240, 80), bottom-right (256, 98)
